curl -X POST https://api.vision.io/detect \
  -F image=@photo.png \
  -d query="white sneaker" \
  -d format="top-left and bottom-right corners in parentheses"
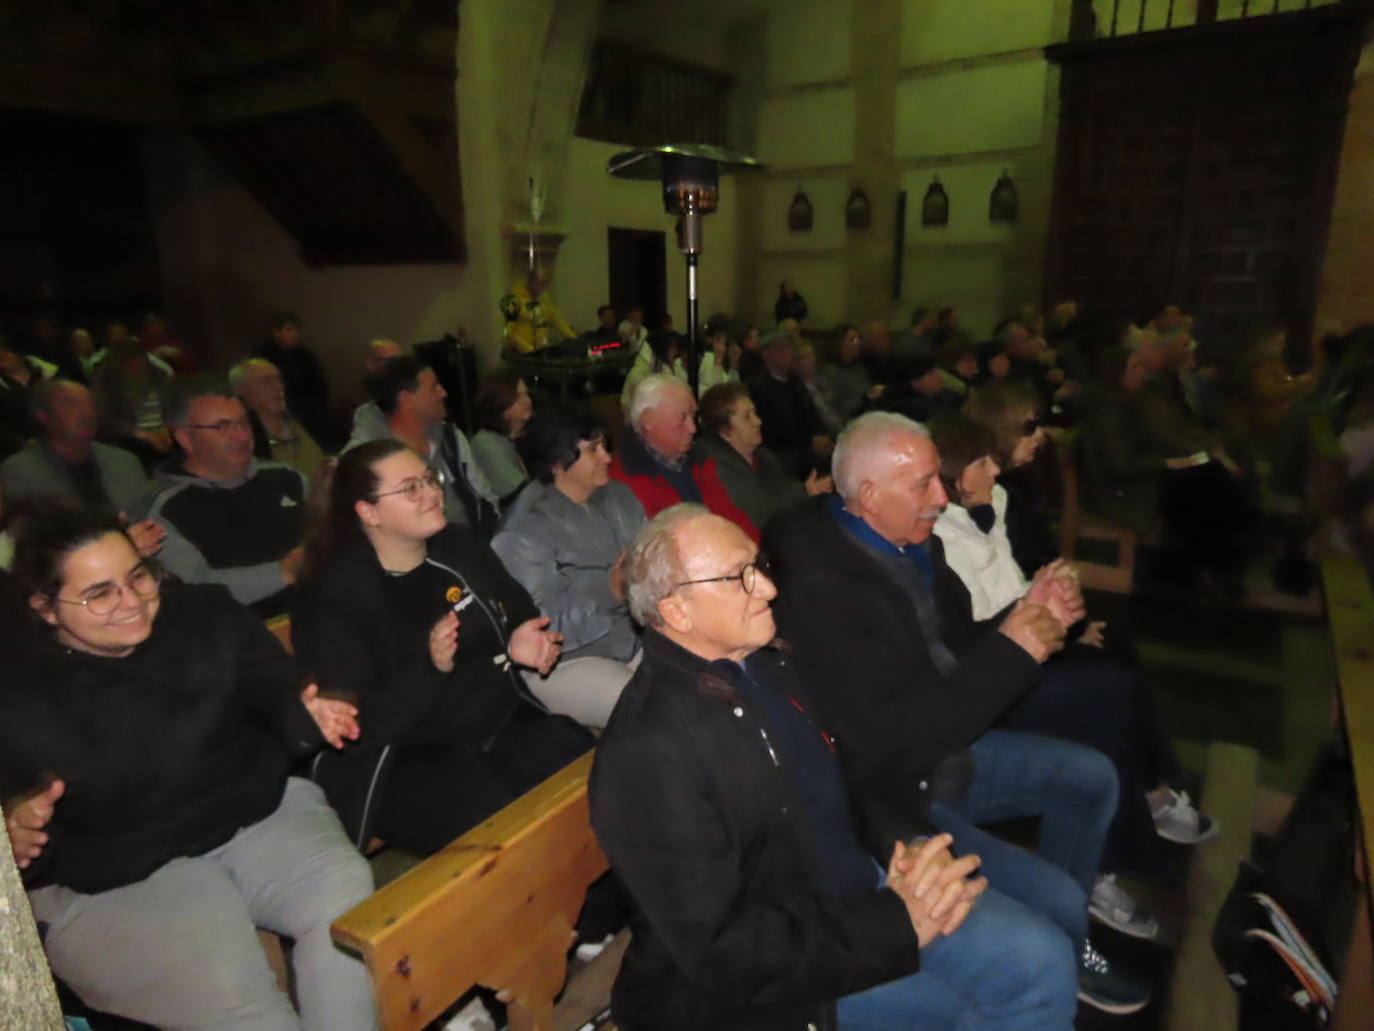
top-left (443, 996), bottom-right (497, 1031)
top-left (1089, 874), bottom-right (1161, 941)
top-left (1151, 788), bottom-right (1220, 844)
top-left (575, 933), bottom-right (615, 962)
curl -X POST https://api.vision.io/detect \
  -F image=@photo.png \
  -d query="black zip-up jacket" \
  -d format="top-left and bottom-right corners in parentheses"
top-left (763, 498), bottom-right (1040, 826)
top-left (590, 631), bottom-right (924, 1031)
top-left (0, 584), bottom-right (323, 893)
top-left (291, 525), bottom-right (545, 756)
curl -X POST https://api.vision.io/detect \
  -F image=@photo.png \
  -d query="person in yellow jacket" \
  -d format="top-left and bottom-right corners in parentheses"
top-left (500, 269), bottom-right (576, 354)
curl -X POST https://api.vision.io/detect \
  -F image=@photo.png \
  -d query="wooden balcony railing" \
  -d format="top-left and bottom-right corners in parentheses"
top-left (576, 38), bottom-right (731, 148)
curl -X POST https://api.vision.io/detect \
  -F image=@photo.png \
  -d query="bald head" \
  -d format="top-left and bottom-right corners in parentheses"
top-left (365, 338), bottom-right (404, 376)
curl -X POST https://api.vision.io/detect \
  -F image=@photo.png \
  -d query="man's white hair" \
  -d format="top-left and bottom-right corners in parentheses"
top-left (227, 357), bottom-right (274, 393)
top-left (624, 503), bottom-right (709, 628)
top-left (832, 411), bottom-right (930, 504)
top-left (629, 373), bottom-right (692, 427)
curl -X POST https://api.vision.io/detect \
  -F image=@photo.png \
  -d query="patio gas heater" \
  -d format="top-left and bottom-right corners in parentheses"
top-left (607, 143), bottom-right (764, 396)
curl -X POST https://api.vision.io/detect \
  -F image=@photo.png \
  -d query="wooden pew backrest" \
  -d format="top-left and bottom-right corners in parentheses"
top-left (331, 752), bottom-right (606, 1031)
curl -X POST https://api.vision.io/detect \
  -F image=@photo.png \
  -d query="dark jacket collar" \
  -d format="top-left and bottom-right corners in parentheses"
top-left (618, 427), bottom-right (702, 479)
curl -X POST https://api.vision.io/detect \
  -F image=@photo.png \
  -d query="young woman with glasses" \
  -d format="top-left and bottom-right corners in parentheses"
top-left (1, 506), bottom-right (377, 1030)
top-left (291, 439), bottom-right (596, 855)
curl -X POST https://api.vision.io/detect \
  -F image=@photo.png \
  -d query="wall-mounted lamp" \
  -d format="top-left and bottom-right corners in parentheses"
top-left (989, 170), bottom-right (1019, 223)
top-left (922, 176), bottom-right (949, 227)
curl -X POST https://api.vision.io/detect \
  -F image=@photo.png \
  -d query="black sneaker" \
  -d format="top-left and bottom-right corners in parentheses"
top-left (1077, 941), bottom-right (1152, 1015)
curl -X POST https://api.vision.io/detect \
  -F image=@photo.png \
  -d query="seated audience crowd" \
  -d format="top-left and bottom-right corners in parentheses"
top-left (1, 295), bottom-right (1357, 1030)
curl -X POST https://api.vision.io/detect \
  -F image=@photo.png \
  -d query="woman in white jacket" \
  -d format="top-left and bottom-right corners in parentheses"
top-left (930, 413), bottom-right (1216, 926)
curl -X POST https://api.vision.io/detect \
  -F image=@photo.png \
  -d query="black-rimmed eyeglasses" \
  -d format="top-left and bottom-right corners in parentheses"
top-left (675, 555), bottom-right (772, 596)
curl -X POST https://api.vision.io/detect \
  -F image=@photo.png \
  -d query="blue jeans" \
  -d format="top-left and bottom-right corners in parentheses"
top-left (1001, 652), bottom-right (1184, 877)
top-left (929, 728), bottom-right (1119, 950)
top-left (837, 886), bottom-right (1077, 1031)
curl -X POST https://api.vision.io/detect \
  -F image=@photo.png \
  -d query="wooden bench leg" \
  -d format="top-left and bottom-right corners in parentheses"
top-left (490, 915), bottom-right (575, 1031)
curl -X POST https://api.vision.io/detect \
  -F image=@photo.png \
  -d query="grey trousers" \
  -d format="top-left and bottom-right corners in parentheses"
top-left (523, 649), bottom-right (642, 728)
top-left (30, 777), bottom-right (378, 1031)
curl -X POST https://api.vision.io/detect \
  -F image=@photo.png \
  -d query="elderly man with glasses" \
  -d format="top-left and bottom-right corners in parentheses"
top-left (590, 504), bottom-right (1079, 1031)
top-left (146, 378), bottom-right (308, 616)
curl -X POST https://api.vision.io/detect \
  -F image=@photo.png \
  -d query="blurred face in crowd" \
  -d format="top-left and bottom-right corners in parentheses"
top-left (104, 323), bottom-right (130, 349)
top-left (709, 331), bottom-right (728, 362)
top-left (366, 338), bottom-right (403, 376)
top-left (69, 335), bottom-right (95, 362)
top-left (913, 366), bottom-right (945, 396)
top-left (503, 380), bottom-right (534, 435)
top-left (176, 395), bottom-right (255, 480)
top-left (953, 350), bottom-right (979, 381)
top-left (358, 448), bottom-right (447, 543)
top-left (940, 309), bottom-right (959, 330)
top-left (70, 329), bottom-right (95, 358)
top-left (34, 531), bottom-right (160, 658)
top-left (855, 431), bottom-right (949, 547)
top-left (639, 382), bottom-right (697, 461)
top-left (1155, 305), bottom-right (1184, 335)
top-left (742, 326), bottom-right (761, 351)
top-left (1008, 408), bottom-right (1046, 469)
top-left (957, 454), bottom-right (1001, 507)
top-left (796, 345), bottom-right (819, 381)
top-left (39, 382), bottom-right (98, 448)
top-left (237, 360), bottom-right (287, 419)
top-left (141, 317), bottom-right (167, 347)
top-left (400, 367), bottom-right (448, 429)
top-left (1121, 349), bottom-right (1150, 393)
top-left (763, 340), bottom-right (795, 377)
top-left (0, 344), bottom-right (23, 377)
top-left (599, 307), bottom-right (618, 331)
top-left (1052, 300), bottom-right (1078, 327)
top-left (1005, 323), bottom-right (1041, 360)
top-left (862, 323), bottom-right (890, 357)
top-left (273, 321), bottom-right (303, 349)
top-left (777, 318), bottom-right (800, 339)
top-left (659, 515), bottom-right (777, 665)
top-left (839, 328), bottom-right (863, 364)
top-left (722, 396), bottom-right (763, 456)
top-left (554, 436), bottom-right (612, 502)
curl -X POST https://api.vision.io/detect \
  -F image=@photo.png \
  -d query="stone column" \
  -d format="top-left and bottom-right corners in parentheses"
top-left (0, 808), bottom-right (64, 1030)
top-left (844, 0), bottom-right (903, 325)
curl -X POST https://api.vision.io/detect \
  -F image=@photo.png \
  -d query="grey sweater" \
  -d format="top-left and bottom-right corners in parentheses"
top-left (491, 481), bottom-right (645, 662)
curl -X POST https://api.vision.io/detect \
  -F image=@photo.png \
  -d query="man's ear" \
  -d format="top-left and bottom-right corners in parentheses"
top-left (29, 593), bottom-right (59, 629)
top-left (856, 478), bottom-right (877, 516)
top-left (172, 425), bottom-right (193, 455)
top-left (656, 593), bottom-right (692, 635)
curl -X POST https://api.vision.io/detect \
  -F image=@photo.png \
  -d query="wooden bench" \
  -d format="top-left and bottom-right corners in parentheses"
top-left (1055, 438), bottom-right (1137, 594)
top-left (1320, 555), bottom-right (1374, 1030)
top-left (331, 752), bottom-right (609, 1031)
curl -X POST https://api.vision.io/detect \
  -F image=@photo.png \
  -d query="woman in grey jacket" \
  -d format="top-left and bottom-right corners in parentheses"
top-left (492, 405), bottom-right (646, 727)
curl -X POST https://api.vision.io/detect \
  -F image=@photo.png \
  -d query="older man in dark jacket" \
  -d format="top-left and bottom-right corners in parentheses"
top-left (763, 412), bottom-right (1150, 1015)
top-left (591, 505), bottom-right (1078, 1031)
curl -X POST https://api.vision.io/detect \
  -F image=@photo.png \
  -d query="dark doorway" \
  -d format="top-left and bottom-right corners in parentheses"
top-left (608, 227), bottom-right (667, 329)
top-left (1045, 8), bottom-right (1362, 362)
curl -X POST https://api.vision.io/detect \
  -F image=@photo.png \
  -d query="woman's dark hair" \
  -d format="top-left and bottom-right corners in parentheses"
top-left (646, 329), bottom-right (681, 372)
top-left (517, 404), bottom-right (608, 485)
top-left (698, 382), bottom-right (751, 437)
top-left (963, 381), bottom-right (1040, 466)
top-left (473, 372), bottom-right (525, 436)
top-left (11, 504), bottom-right (131, 600)
top-left (301, 439), bottom-right (409, 582)
top-left (928, 413), bottom-right (997, 500)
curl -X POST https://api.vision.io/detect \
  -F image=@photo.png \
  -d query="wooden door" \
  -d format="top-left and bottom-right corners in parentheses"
top-left (1046, 8), bottom-right (1362, 361)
